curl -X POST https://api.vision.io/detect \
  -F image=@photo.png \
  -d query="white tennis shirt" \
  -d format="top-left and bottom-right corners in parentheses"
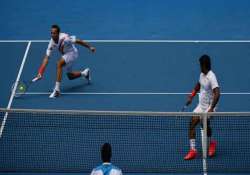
top-left (46, 33), bottom-right (77, 56)
top-left (90, 163), bottom-right (122, 175)
top-left (198, 70), bottom-right (219, 109)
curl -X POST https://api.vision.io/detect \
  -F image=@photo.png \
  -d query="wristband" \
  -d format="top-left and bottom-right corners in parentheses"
top-left (190, 90), bottom-right (197, 97)
top-left (38, 64), bottom-right (46, 75)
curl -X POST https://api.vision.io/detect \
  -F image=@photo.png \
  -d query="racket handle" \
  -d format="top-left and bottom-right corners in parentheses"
top-left (32, 77), bottom-right (40, 82)
top-left (32, 74), bottom-right (42, 82)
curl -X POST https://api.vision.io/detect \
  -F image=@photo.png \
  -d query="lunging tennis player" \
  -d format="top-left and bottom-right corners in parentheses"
top-left (184, 55), bottom-right (220, 160)
top-left (33, 25), bottom-right (96, 98)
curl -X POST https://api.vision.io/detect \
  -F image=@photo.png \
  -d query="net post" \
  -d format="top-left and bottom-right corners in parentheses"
top-left (201, 113), bottom-right (208, 175)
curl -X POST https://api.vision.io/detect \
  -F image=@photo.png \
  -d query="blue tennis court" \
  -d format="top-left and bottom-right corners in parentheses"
top-left (0, 41), bottom-right (250, 175)
top-left (1, 0), bottom-right (250, 175)
top-left (1, 41), bottom-right (250, 111)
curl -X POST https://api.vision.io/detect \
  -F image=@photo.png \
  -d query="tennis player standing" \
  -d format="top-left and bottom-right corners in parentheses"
top-left (33, 24), bottom-right (96, 98)
top-left (184, 55), bottom-right (220, 160)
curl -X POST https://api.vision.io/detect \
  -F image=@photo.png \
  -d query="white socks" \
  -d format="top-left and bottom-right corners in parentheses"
top-left (55, 81), bottom-right (60, 91)
top-left (190, 139), bottom-right (196, 150)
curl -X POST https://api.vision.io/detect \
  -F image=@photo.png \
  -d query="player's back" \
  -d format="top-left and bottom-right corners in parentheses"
top-left (90, 163), bottom-right (122, 175)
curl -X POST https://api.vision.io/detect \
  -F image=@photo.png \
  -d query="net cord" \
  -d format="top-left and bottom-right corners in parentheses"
top-left (0, 108), bottom-right (250, 117)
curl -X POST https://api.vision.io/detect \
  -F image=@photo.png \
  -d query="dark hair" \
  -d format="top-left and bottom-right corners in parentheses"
top-left (51, 24), bottom-right (60, 33)
top-left (199, 54), bottom-right (211, 71)
top-left (101, 143), bottom-right (112, 162)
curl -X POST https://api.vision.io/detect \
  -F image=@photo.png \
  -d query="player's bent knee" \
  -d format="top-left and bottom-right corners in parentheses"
top-left (57, 59), bottom-right (65, 68)
top-left (57, 63), bottom-right (62, 69)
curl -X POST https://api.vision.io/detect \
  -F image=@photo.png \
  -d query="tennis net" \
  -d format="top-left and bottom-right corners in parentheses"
top-left (0, 108), bottom-right (250, 174)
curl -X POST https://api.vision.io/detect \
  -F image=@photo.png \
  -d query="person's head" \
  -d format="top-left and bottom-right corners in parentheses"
top-left (101, 143), bottom-right (112, 163)
top-left (51, 24), bottom-right (60, 42)
top-left (199, 54), bottom-right (211, 74)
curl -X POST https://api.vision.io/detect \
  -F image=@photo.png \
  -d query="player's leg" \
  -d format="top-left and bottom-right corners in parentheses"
top-left (57, 58), bottom-right (66, 83)
top-left (207, 119), bottom-right (212, 141)
top-left (184, 116), bottom-right (200, 160)
top-left (189, 116), bottom-right (200, 148)
top-left (64, 51), bottom-right (91, 83)
top-left (66, 68), bottom-right (91, 83)
top-left (207, 121), bottom-right (216, 157)
top-left (50, 51), bottom-right (78, 98)
top-left (184, 105), bottom-right (202, 160)
top-left (207, 110), bottom-right (217, 157)
top-left (67, 72), bottom-right (81, 80)
top-left (49, 58), bottom-right (65, 98)
top-left (199, 117), bottom-right (216, 156)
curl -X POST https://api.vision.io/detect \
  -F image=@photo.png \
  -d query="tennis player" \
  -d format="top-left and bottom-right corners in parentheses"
top-left (184, 55), bottom-right (220, 160)
top-left (33, 24), bottom-right (96, 98)
top-left (90, 143), bottom-right (122, 175)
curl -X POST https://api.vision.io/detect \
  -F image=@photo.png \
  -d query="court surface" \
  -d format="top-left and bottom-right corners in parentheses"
top-left (0, 40), bottom-right (250, 175)
top-left (1, 0), bottom-right (250, 174)
top-left (1, 41), bottom-right (250, 111)
top-left (1, 1), bottom-right (250, 40)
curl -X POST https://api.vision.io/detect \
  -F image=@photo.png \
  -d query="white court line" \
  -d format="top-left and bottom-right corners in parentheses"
top-left (0, 41), bottom-right (31, 138)
top-left (22, 92), bottom-right (250, 95)
top-left (1, 40), bottom-right (250, 43)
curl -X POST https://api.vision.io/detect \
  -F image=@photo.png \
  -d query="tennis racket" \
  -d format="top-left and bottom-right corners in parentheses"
top-left (180, 105), bottom-right (188, 112)
top-left (175, 102), bottom-right (189, 121)
top-left (12, 77), bottom-right (40, 97)
top-left (180, 101), bottom-right (190, 112)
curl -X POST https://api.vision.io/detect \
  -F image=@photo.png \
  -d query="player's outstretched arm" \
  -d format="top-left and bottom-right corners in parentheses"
top-left (186, 82), bottom-right (200, 106)
top-left (75, 39), bottom-right (96, 53)
top-left (32, 55), bottom-right (49, 82)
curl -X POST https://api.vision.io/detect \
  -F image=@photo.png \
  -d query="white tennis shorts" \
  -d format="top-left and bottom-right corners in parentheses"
top-left (62, 50), bottom-right (78, 73)
top-left (193, 104), bottom-right (217, 119)
top-left (193, 104), bottom-right (217, 113)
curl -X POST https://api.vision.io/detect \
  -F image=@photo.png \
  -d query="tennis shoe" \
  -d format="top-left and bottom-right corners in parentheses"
top-left (82, 68), bottom-right (91, 84)
top-left (208, 140), bottom-right (217, 157)
top-left (49, 89), bottom-right (60, 98)
top-left (184, 149), bottom-right (197, 160)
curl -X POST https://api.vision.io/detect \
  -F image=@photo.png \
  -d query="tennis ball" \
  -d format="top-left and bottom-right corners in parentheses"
top-left (19, 86), bottom-right (24, 91)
